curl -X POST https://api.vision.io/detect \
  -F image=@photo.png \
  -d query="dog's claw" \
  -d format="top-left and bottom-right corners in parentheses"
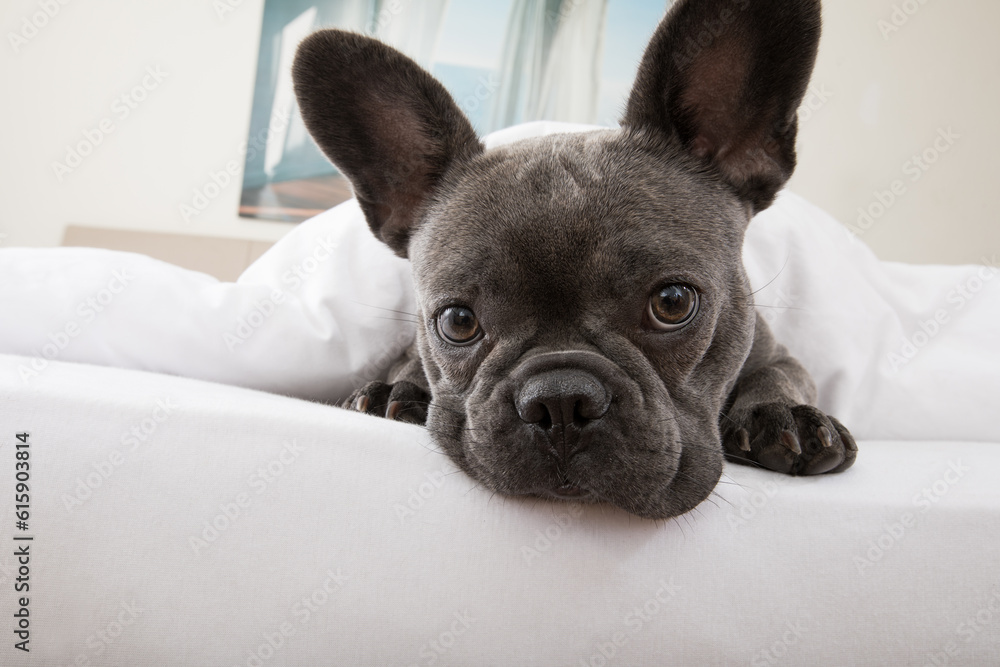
top-left (841, 429), bottom-right (858, 452)
top-left (780, 429), bottom-right (802, 455)
top-left (737, 428), bottom-right (751, 452)
top-left (343, 380), bottom-right (431, 426)
top-left (723, 404), bottom-right (857, 476)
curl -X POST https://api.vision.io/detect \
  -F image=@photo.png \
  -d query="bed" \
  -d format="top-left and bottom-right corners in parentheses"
top-left (1, 122), bottom-right (998, 666)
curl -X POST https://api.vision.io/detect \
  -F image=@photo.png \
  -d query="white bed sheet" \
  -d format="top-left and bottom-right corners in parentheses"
top-left (1, 353), bottom-right (998, 666)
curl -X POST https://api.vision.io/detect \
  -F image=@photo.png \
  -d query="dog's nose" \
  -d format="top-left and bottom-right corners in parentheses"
top-left (515, 369), bottom-right (610, 455)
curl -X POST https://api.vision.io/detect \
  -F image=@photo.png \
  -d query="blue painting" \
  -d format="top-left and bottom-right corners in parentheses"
top-left (239, 0), bottom-right (668, 222)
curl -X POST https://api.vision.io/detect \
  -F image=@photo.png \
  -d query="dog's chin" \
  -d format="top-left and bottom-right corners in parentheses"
top-left (540, 483), bottom-right (595, 501)
top-left (428, 406), bottom-right (723, 520)
top-left (545, 449), bottom-right (722, 520)
top-left (479, 451), bottom-right (720, 520)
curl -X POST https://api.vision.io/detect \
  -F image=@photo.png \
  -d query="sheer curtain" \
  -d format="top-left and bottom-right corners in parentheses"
top-left (374, 0), bottom-right (451, 69)
top-left (489, 0), bottom-right (609, 131)
top-left (532, 0), bottom-right (608, 124)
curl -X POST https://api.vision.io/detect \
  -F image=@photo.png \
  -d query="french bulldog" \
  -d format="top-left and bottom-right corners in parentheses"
top-left (291, 0), bottom-right (857, 519)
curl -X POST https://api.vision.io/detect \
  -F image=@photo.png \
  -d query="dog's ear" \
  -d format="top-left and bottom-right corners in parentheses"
top-left (622, 0), bottom-right (821, 213)
top-left (293, 30), bottom-right (483, 257)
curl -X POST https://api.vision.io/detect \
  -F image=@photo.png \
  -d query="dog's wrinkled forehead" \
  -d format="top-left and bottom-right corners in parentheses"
top-left (411, 131), bottom-right (747, 306)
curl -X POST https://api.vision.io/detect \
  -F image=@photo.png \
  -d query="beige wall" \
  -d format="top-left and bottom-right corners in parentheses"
top-left (788, 0), bottom-right (1000, 265)
top-left (1, 0), bottom-right (997, 266)
top-left (0, 0), bottom-right (280, 250)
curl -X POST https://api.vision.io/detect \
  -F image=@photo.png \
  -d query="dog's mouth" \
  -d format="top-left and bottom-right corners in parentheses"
top-left (544, 482), bottom-right (592, 500)
top-left (536, 474), bottom-right (601, 502)
top-left (431, 349), bottom-right (724, 518)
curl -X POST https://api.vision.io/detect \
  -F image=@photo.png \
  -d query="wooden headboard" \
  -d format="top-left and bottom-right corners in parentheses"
top-left (62, 226), bottom-right (275, 282)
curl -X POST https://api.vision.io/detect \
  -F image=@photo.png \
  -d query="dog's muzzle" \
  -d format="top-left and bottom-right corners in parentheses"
top-left (515, 368), bottom-right (610, 460)
top-left (510, 350), bottom-right (628, 498)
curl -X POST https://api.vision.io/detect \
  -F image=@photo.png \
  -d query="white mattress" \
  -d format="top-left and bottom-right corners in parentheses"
top-left (1, 353), bottom-right (998, 666)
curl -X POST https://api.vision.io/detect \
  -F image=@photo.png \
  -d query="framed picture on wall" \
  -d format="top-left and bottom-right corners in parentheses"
top-left (238, 0), bottom-right (667, 223)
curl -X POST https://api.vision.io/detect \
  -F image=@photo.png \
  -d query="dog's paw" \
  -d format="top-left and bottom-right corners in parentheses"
top-left (343, 380), bottom-right (430, 425)
top-left (722, 403), bottom-right (857, 475)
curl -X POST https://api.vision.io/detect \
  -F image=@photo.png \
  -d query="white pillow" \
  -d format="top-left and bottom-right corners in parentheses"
top-left (744, 194), bottom-right (1000, 442)
top-left (1, 121), bottom-right (998, 440)
top-left (0, 199), bottom-right (413, 403)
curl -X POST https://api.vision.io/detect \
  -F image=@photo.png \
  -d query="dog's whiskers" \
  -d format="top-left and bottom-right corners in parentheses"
top-left (746, 254), bottom-right (790, 298)
top-left (348, 301), bottom-right (421, 319)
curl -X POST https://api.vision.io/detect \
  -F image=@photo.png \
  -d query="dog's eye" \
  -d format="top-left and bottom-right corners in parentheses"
top-left (436, 306), bottom-right (482, 346)
top-left (647, 284), bottom-right (698, 331)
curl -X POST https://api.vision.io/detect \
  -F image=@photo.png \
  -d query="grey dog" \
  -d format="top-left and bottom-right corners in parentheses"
top-left (292, 0), bottom-right (857, 519)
